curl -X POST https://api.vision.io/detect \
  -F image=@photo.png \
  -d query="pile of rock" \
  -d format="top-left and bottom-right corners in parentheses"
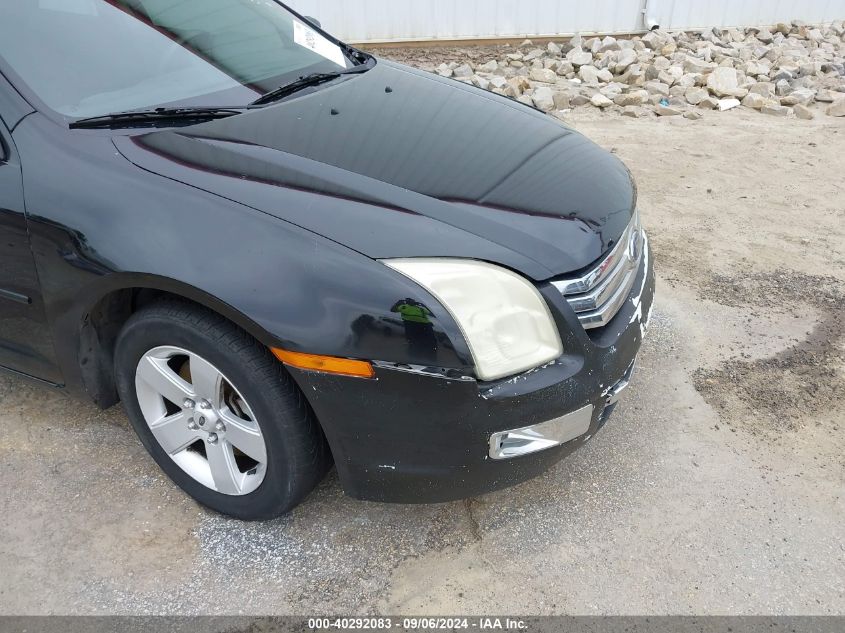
top-left (432, 20), bottom-right (845, 120)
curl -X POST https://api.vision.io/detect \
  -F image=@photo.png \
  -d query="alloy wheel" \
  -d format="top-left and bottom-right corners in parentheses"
top-left (134, 346), bottom-right (268, 495)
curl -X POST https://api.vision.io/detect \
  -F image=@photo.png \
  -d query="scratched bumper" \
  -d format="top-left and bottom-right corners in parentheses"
top-left (287, 242), bottom-right (655, 504)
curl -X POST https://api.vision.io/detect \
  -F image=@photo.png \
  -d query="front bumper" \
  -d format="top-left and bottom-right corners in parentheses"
top-left (288, 240), bottom-right (655, 504)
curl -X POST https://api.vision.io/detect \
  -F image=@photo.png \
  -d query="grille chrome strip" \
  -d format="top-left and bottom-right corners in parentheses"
top-left (553, 213), bottom-right (644, 330)
top-left (552, 221), bottom-right (635, 296)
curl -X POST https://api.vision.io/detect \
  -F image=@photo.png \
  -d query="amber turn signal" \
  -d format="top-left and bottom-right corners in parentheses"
top-left (271, 348), bottom-right (375, 379)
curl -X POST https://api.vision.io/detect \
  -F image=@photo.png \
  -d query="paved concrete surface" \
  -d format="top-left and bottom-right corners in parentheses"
top-left (1, 107), bottom-right (843, 615)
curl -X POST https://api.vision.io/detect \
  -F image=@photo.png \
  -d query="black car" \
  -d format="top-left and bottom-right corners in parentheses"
top-left (0, 0), bottom-right (654, 519)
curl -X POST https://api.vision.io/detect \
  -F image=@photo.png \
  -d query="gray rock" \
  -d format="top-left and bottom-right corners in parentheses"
top-left (793, 103), bottom-right (815, 120)
top-left (698, 96), bottom-right (719, 109)
top-left (748, 82), bottom-right (776, 97)
top-left (756, 29), bottom-right (774, 44)
top-left (685, 87), bottom-right (710, 105)
top-left (677, 73), bottom-right (700, 88)
top-left (600, 36), bottom-right (620, 52)
top-left (578, 65), bottom-right (601, 86)
top-left (669, 84), bottom-right (687, 98)
top-left (743, 61), bottom-right (769, 77)
top-left (684, 110), bottom-right (704, 120)
top-left (641, 31), bottom-right (665, 50)
top-left (453, 64), bottom-right (474, 78)
top-left (658, 66), bottom-right (683, 86)
top-left (661, 41), bottom-right (678, 56)
top-left (706, 67), bottom-right (745, 97)
top-left (556, 61), bottom-right (575, 76)
top-left (427, 20), bottom-right (845, 123)
top-left (614, 91), bottom-right (647, 106)
top-left (553, 91), bottom-right (572, 110)
top-left (470, 76), bottom-right (490, 90)
top-left (684, 56), bottom-right (717, 74)
top-left (741, 93), bottom-right (768, 109)
top-left (761, 103), bottom-right (790, 116)
top-left (597, 68), bottom-right (615, 83)
top-left (618, 65), bottom-right (645, 85)
top-left (644, 80), bottom-right (671, 96)
top-left (529, 67), bottom-right (558, 83)
top-left (532, 87), bottom-right (556, 111)
top-left (653, 56), bottom-right (672, 71)
top-left (621, 105), bottom-right (648, 118)
top-left (815, 89), bottom-right (838, 103)
top-left (780, 88), bottom-right (815, 106)
top-left (569, 50), bottom-right (594, 67)
top-left (601, 81), bottom-right (627, 96)
top-left (775, 79), bottom-right (792, 96)
top-left (614, 49), bottom-right (638, 73)
top-left (585, 37), bottom-right (602, 54)
top-left (508, 77), bottom-right (531, 94)
top-left (488, 76), bottom-right (509, 90)
top-left (828, 99), bottom-right (845, 117)
top-left (477, 60), bottom-right (500, 74)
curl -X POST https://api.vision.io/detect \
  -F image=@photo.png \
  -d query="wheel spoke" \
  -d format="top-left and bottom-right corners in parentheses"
top-left (206, 440), bottom-right (242, 495)
top-left (220, 409), bottom-right (267, 464)
top-left (189, 353), bottom-right (223, 407)
top-left (136, 346), bottom-right (267, 497)
top-left (149, 412), bottom-right (198, 455)
top-left (137, 355), bottom-right (193, 406)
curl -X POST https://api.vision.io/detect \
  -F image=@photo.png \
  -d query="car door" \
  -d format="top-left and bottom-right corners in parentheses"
top-left (0, 117), bottom-right (61, 383)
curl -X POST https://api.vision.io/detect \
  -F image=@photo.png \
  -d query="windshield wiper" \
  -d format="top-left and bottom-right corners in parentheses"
top-left (250, 63), bottom-right (372, 107)
top-left (69, 106), bottom-right (247, 129)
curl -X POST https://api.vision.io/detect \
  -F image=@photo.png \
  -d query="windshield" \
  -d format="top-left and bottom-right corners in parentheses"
top-left (0, 0), bottom-right (354, 118)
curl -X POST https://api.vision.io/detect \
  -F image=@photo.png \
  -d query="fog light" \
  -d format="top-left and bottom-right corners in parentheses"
top-left (488, 405), bottom-right (594, 460)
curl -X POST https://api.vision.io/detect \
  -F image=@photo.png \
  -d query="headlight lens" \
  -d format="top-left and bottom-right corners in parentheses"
top-left (383, 259), bottom-right (563, 381)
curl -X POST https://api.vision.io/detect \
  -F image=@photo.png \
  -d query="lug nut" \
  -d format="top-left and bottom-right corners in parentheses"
top-left (183, 398), bottom-right (195, 409)
top-left (207, 433), bottom-right (218, 445)
top-left (215, 422), bottom-right (226, 433)
top-left (199, 400), bottom-right (212, 410)
top-left (188, 419), bottom-right (199, 431)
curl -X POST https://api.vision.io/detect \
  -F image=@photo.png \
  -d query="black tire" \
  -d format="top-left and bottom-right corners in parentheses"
top-left (114, 300), bottom-right (330, 520)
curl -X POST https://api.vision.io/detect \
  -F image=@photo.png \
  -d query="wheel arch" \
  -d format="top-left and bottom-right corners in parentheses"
top-left (77, 273), bottom-right (281, 409)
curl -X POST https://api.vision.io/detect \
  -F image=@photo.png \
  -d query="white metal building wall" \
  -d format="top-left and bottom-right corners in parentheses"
top-left (283, 0), bottom-right (845, 43)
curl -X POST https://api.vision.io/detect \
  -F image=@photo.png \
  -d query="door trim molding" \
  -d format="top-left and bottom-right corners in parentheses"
top-left (0, 288), bottom-right (32, 304)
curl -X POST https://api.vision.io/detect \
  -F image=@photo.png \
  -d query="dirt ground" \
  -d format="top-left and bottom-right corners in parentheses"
top-left (1, 52), bottom-right (844, 615)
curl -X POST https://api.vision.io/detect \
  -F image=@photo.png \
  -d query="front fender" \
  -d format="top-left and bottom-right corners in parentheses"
top-left (15, 114), bottom-right (474, 399)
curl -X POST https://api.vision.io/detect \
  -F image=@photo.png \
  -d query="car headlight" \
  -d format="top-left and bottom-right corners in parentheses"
top-left (383, 259), bottom-right (563, 381)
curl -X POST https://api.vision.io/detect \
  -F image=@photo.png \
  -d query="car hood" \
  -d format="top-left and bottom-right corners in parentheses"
top-left (113, 61), bottom-right (636, 280)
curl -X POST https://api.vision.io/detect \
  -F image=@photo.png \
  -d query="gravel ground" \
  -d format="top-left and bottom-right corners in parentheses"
top-left (1, 51), bottom-right (844, 616)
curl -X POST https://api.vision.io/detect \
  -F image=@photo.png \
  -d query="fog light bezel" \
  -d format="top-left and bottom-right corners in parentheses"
top-left (488, 404), bottom-right (594, 460)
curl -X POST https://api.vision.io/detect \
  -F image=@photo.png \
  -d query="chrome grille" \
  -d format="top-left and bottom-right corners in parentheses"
top-left (552, 212), bottom-right (644, 330)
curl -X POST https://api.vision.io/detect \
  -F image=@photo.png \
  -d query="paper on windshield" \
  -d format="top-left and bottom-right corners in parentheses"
top-left (293, 20), bottom-right (347, 68)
